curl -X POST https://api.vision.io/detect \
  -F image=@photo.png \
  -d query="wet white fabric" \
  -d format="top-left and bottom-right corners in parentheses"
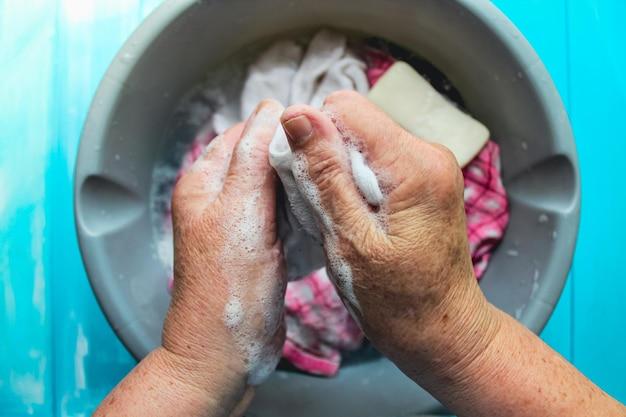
top-left (212, 30), bottom-right (369, 134)
top-left (212, 29), bottom-right (370, 280)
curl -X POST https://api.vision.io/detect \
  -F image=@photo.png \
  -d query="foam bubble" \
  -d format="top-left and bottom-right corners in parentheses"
top-left (245, 339), bottom-right (283, 386)
top-left (325, 111), bottom-right (389, 210)
top-left (291, 153), bottom-right (361, 311)
top-left (348, 147), bottom-right (384, 206)
top-left (291, 154), bottom-right (334, 232)
top-left (325, 238), bottom-right (360, 309)
top-left (224, 297), bottom-right (244, 329)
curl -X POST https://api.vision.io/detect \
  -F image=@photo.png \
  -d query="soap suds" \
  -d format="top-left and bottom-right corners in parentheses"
top-left (349, 148), bottom-right (384, 206)
top-left (224, 297), bottom-right (244, 329)
top-left (245, 339), bottom-right (283, 386)
top-left (291, 154), bottom-right (361, 310)
top-left (269, 127), bottom-right (322, 240)
top-left (326, 109), bottom-right (391, 207)
top-left (325, 237), bottom-right (360, 309)
top-left (220, 188), bottom-right (285, 385)
top-left (292, 154), bottom-right (335, 233)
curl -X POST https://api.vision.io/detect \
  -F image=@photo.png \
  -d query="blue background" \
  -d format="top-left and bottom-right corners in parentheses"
top-left (0, 0), bottom-right (624, 415)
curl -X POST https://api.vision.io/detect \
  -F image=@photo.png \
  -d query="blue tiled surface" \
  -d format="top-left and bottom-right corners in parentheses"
top-left (1, 1), bottom-right (624, 415)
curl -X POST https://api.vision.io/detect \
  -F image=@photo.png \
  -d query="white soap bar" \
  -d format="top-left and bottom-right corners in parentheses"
top-left (368, 61), bottom-right (489, 167)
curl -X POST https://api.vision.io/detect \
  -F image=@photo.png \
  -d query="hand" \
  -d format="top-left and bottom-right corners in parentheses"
top-left (280, 91), bottom-right (498, 383)
top-left (164, 100), bottom-right (287, 411)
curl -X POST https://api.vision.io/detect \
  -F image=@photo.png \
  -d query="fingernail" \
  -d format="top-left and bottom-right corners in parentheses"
top-left (241, 104), bottom-right (264, 136)
top-left (282, 115), bottom-right (313, 145)
top-left (243, 101), bottom-right (282, 137)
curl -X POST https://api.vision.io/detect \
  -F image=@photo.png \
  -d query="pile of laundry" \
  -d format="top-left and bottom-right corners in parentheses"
top-left (161, 30), bottom-right (509, 377)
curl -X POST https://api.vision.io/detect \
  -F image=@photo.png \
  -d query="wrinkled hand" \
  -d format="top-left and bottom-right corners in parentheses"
top-left (163, 100), bottom-right (287, 414)
top-left (280, 91), bottom-right (498, 384)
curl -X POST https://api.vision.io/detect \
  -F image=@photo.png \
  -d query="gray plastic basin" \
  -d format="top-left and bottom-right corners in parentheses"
top-left (74, 0), bottom-right (580, 415)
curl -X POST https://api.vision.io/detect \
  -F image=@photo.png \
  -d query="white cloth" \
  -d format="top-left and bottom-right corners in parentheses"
top-left (212, 30), bottom-right (369, 279)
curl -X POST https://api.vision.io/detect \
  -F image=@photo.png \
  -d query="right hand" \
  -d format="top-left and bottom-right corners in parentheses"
top-left (280, 91), bottom-right (500, 384)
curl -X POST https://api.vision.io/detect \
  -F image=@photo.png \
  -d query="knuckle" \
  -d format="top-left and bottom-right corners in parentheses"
top-left (315, 167), bottom-right (344, 202)
top-left (323, 89), bottom-right (363, 109)
top-left (307, 148), bottom-right (344, 186)
top-left (268, 244), bottom-right (284, 263)
top-left (429, 143), bottom-right (457, 169)
top-left (258, 98), bottom-right (275, 108)
top-left (358, 231), bottom-right (388, 262)
top-left (428, 145), bottom-right (465, 204)
top-left (171, 178), bottom-right (189, 213)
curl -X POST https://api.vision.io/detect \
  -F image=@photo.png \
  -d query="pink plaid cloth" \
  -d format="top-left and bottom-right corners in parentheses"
top-left (282, 269), bottom-right (363, 375)
top-left (169, 49), bottom-right (509, 377)
top-left (365, 48), bottom-right (395, 86)
top-left (463, 142), bottom-right (509, 277)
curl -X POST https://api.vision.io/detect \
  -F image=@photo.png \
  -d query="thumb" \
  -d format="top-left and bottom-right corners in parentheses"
top-left (280, 105), bottom-right (372, 238)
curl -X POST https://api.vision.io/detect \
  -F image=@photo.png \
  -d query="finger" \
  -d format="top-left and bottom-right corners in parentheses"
top-left (185, 123), bottom-right (245, 192)
top-left (224, 99), bottom-right (284, 196)
top-left (280, 104), bottom-right (373, 238)
top-left (198, 123), bottom-right (245, 165)
top-left (222, 100), bottom-right (284, 247)
top-left (188, 123), bottom-right (245, 189)
top-left (172, 123), bottom-right (245, 217)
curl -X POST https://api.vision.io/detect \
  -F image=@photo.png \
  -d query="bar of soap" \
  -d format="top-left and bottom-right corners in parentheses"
top-left (368, 61), bottom-right (489, 167)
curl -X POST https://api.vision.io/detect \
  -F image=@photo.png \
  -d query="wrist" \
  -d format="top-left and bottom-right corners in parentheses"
top-left (422, 293), bottom-right (502, 386)
top-left (389, 276), bottom-right (503, 388)
top-left (161, 281), bottom-right (250, 391)
top-left (153, 346), bottom-right (251, 416)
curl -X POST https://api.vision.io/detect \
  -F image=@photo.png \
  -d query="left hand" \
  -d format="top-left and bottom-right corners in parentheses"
top-left (163, 99), bottom-right (287, 413)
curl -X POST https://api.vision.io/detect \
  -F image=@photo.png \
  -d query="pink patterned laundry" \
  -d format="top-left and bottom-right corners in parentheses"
top-left (282, 269), bottom-right (363, 376)
top-left (364, 48), bottom-right (395, 86)
top-left (463, 141), bottom-right (509, 277)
